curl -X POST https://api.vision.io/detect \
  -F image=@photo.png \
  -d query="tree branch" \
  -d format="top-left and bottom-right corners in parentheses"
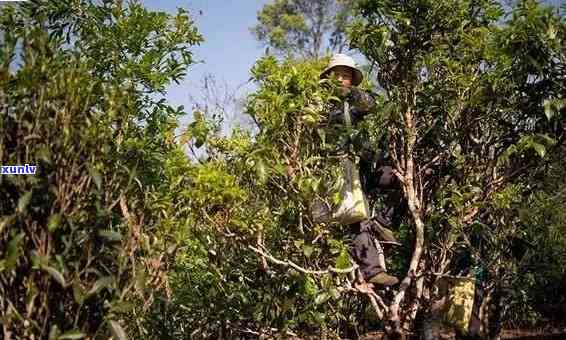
top-left (248, 245), bottom-right (358, 275)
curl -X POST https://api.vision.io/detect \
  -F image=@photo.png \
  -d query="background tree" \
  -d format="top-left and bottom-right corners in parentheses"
top-left (251, 0), bottom-right (355, 58)
top-left (0, 1), bottom-right (202, 338)
top-left (350, 0), bottom-right (565, 336)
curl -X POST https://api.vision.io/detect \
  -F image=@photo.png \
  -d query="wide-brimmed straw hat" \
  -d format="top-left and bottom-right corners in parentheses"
top-left (320, 53), bottom-right (363, 86)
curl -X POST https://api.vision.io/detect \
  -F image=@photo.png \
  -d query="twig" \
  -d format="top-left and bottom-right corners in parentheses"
top-left (256, 225), bottom-right (268, 272)
top-left (380, 240), bottom-right (403, 246)
top-left (431, 272), bottom-right (472, 279)
top-left (311, 229), bottom-right (329, 244)
top-left (248, 245), bottom-right (357, 275)
top-left (340, 283), bottom-right (389, 319)
top-left (201, 208), bottom-right (236, 237)
top-left (237, 328), bottom-right (259, 336)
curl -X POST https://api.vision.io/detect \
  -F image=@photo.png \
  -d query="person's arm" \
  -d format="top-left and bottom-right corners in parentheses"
top-left (327, 105), bottom-right (344, 124)
top-left (324, 88), bottom-right (376, 125)
top-left (375, 165), bottom-right (398, 189)
top-left (350, 88), bottom-right (376, 112)
top-left (374, 189), bottom-right (406, 229)
top-left (369, 164), bottom-right (406, 229)
top-left (349, 88), bottom-right (376, 123)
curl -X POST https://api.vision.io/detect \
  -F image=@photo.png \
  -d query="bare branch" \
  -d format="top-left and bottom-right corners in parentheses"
top-left (248, 245), bottom-right (358, 275)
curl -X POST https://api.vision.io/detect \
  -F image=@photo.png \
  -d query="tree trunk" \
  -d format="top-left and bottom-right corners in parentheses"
top-left (387, 103), bottom-right (426, 335)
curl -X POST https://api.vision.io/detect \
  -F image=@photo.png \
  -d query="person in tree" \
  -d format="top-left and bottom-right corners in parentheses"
top-left (320, 54), bottom-right (403, 286)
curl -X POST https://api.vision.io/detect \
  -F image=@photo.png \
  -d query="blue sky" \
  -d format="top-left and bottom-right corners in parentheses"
top-left (140, 0), bottom-right (564, 133)
top-left (141, 0), bottom-right (269, 129)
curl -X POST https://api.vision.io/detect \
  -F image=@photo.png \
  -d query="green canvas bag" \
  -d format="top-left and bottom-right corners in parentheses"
top-left (311, 101), bottom-right (370, 225)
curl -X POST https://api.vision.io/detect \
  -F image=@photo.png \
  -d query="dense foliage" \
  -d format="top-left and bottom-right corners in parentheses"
top-left (350, 0), bottom-right (565, 334)
top-left (0, 1), bottom-right (202, 338)
top-left (1, 0), bottom-right (565, 339)
top-left (159, 57), bottom-right (380, 338)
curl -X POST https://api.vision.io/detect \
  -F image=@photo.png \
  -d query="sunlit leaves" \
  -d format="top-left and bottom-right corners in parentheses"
top-left (0, 1), bottom-right (202, 338)
top-left (543, 98), bottom-right (566, 121)
top-left (335, 248), bottom-right (351, 270)
top-left (47, 213), bottom-right (62, 233)
top-left (498, 134), bottom-right (557, 165)
top-left (0, 232), bottom-right (24, 272)
top-left (17, 191), bottom-right (32, 213)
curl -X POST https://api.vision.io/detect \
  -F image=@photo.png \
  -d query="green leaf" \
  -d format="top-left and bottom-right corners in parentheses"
top-left (109, 320), bottom-right (127, 340)
top-left (18, 191), bottom-right (33, 213)
top-left (73, 280), bottom-right (85, 305)
top-left (36, 145), bottom-right (52, 164)
top-left (532, 142), bottom-right (546, 158)
top-left (537, 134), bottom-right (557, 146)
top-left (543, 98), bottom-right (565, 121)
top-left (59, 331), bottom-right (86, 339)
top-left (47, 213), bottom-right (62, 233)
top-left (329, 288), bottom-right (340, 300)
top-left (316, 128), bottom-right (326, 145)
top-left (332, 191), bottom-right (342, 206)
top-left (314, 292), bottom-right (329, 305)
top-left (335, 248), bottom-right (351, 270)
top-left (135, 266), bottom-right (147, 292)
top-left (256, 159), bottom-right (267, 183)
top-left (44, 266), bottom-right (66, 287)
top-left (109, 301), bottom-right (135, 314)
top-left (544, 99), bottom-right (555, 120)
top-left (3, 232), bottom-right (25, 271)
top-left (87, 276), bottom-right (114, 296)
top-left (48, 325), bottom-right (60, 340)
top-left (0, 215), bottom-right (15, 235)
top-left (89, 165), bottom-right (102, 190)
top-left (303, 277), bottom-right (317, 296)
top-left (303, 245), bottom-right (314, 258)
top-left (98, 230), bottom-right (122, 242)
top-left (302, 113), bottom-right (317, 124)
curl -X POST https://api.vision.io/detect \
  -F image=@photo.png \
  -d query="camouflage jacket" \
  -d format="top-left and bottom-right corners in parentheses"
top-left (323, 87), bottom-right (406, 228)
top-left (326, 87), bottom-right (376, 125)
